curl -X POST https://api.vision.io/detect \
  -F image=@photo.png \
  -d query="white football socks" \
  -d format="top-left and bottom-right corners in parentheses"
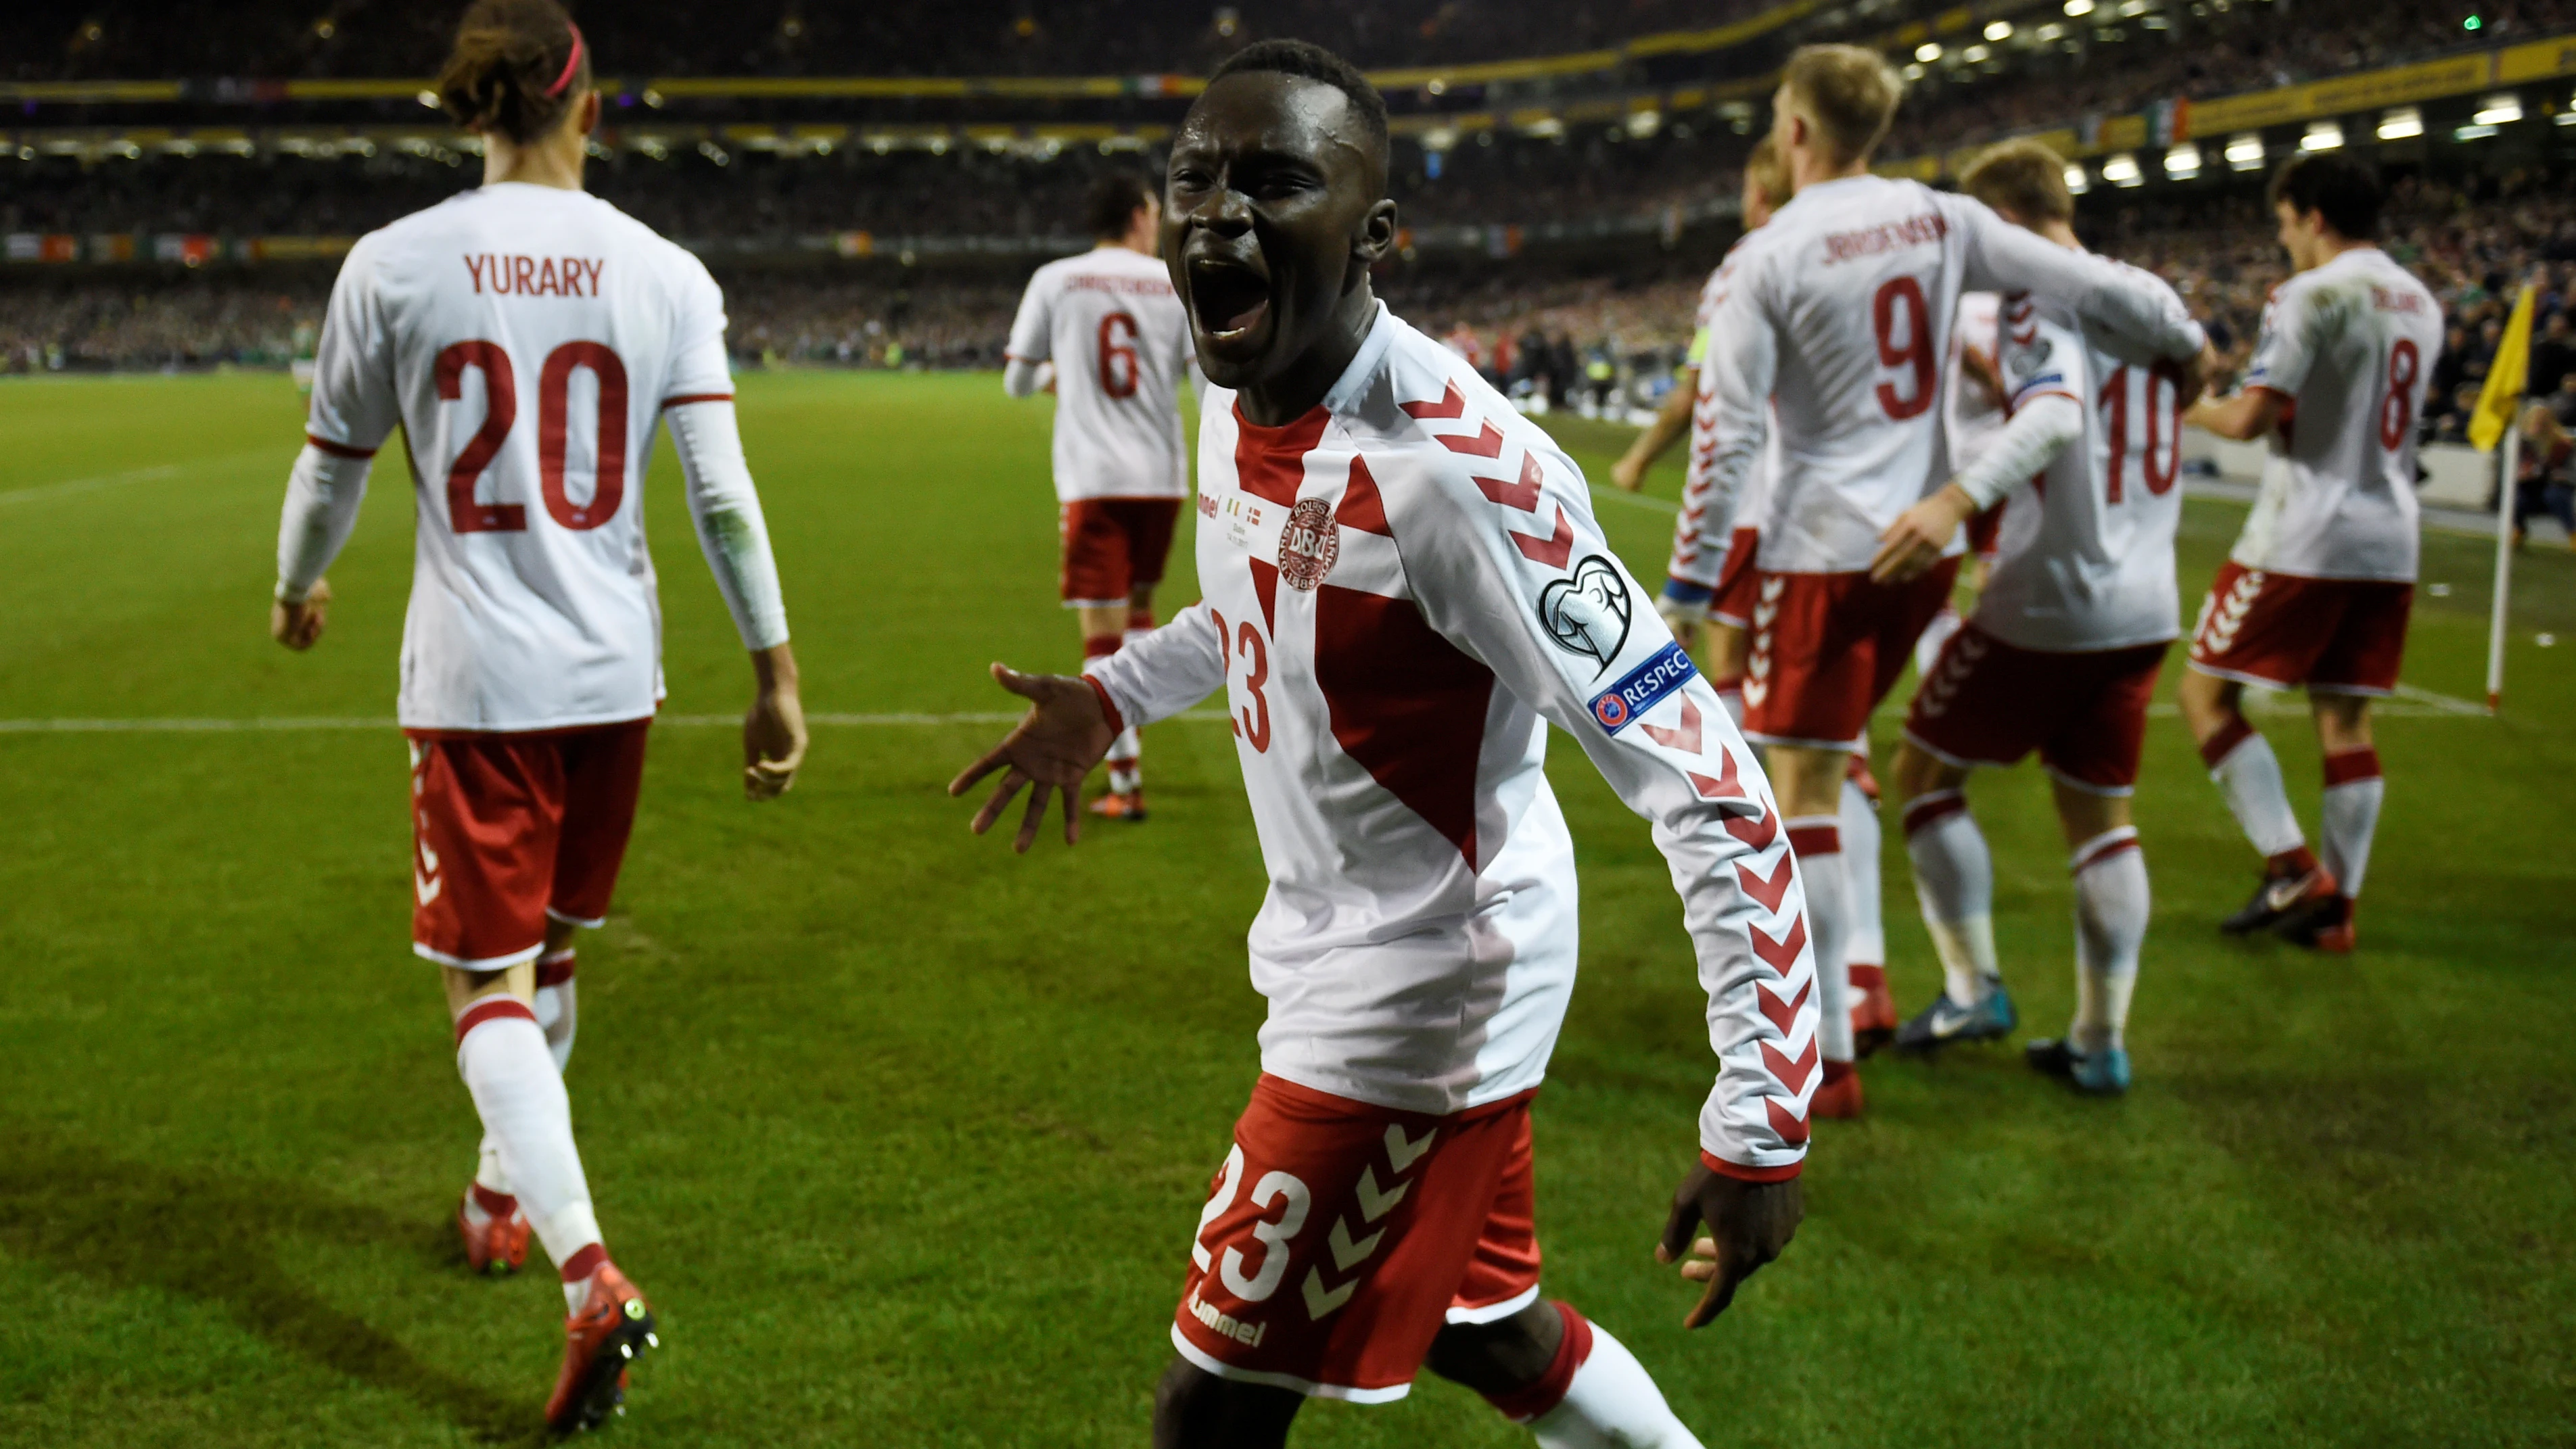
top-left (2069, 829), bottom-right (2149, 1055)
top-left (454, 998), bottom-right (601, 1296)
top-left (2320, 747), bottom-right (2384, 899)
top-left (1526, 1318), bottom-right (1704, 1449)
top-left (2201, 719), bottom-right (2307, 859)
top-left (1902, 790), bottom-right (2000, 1006)
top-left (1104, 726), bottom-right (1142, 796)
top-left (1839, 771), bottom-right (1885, 986)
top-left (1785, 817), bottom-right (1854, 1063)
top-left (534, 949), bottom-right (578, 1073)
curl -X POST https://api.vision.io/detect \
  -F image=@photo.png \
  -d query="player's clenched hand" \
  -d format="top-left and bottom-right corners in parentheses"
top-left (948, 663), bottom-right (1116, 853)
top-left (1656, 1161), bottom-right (1802, 1329)
top-left (1869, 483), bottom-right (1979, 586)
top-left (744, 643), bottom-right (809, 801)
top-left (2180, 339), bottom-right (2226, 406)
top-left (271, 579), bottom-right (331, 651)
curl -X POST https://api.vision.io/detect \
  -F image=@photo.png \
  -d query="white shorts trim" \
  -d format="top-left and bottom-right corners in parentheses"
top-left (1898, 728), bottom-right (1997, 774)
top-left (1167, 1325), bottom-right (1413, 1404)
top-left (544, 905), bottom-right (606, 928)
top-left (1743, 730), bottom-right (1869, 752)
top-left (2041, 764), bottom-right (2136, 799)
top-left (413, 941), bottom-right (544, 972)
top-left (2183, 660), bottom-right (2297, 691)
top-left (1445, 1283), bottom-right (1543, 1325)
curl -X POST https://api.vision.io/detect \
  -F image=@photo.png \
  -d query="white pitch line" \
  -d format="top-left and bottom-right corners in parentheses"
top-left (1590, 484), bottom-right (1680, 515)
top-left (0, 448), bottom-right (279, 506)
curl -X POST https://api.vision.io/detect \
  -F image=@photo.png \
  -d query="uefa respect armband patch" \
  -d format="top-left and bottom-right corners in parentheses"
top-left (1587, 641), bottom-right (1698, 734)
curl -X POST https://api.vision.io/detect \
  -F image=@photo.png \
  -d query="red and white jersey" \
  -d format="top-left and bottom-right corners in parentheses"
top-left (1975, 289), bottom-right (2188, 652)
top-left (1087, 306), bottom-right (1821, 1175)
top-left (304, 183), bottom-right (740, 732)
top-left (1671, 256), bottom-right (1777, 590)
top-left (1006, 245), bottom-right (1194, 502)
top-left (1696, 175), bottom-right (2205, 575)
top-left (2234, 246), bottom-right (2440, 582)
top-left (1944, 291), bottom-right (2007, 477)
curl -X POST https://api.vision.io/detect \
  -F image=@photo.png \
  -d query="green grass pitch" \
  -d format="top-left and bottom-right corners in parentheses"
top-left (0, 369), bottom-right (2570, 1447)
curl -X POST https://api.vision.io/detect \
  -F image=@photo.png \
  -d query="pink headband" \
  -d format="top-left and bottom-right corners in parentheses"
top-left (544, 23), bottom-right (586, 98)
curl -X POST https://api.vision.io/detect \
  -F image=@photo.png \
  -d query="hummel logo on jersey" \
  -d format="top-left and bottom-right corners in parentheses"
top-left (1540, 554), bottom-right (1632, 675)
top-left (1589, 641), bottom-right (1699, 733)
top-left (1186, 1285), bottom-right (1267, 1347)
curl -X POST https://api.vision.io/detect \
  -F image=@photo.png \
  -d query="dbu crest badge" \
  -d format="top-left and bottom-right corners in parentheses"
top-left (1278, 497), bottom-right (1339, 592)
top-left (1539, 554), bottom-right (1632, 677)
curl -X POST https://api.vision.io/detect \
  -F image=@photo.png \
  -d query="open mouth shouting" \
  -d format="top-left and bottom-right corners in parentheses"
top-left (1184, 250), bottom-right (1275, 362)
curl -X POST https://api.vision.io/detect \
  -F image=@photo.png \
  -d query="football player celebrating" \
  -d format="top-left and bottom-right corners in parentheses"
top-left (267, 0), bottom-right (805, 1429)
top-left (1005, 171), bottom-right (1198, 820)
top-left (1873, 141), bottom-right (2194, 1091)
top-left (1691, 45), bottom-right (2215, 1111)
top-left (954, 41), bottom-right (1812, 1448)
top-left (2179, 153), bottom-right (2439, 952)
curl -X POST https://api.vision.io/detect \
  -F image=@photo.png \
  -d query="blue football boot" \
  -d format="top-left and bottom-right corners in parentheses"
top-left (1892, 980), bottom-right (2017, 1053)
top-left (2025, 1037), bottom-right (2131, 1096)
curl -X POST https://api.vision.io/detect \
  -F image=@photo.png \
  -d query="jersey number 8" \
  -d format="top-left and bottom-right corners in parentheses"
top-left (435, 339), bottom-right (630, 533)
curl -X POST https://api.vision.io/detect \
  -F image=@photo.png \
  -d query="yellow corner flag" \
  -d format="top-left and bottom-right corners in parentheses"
top-left (2468, 285), bottom-right (2536, 453)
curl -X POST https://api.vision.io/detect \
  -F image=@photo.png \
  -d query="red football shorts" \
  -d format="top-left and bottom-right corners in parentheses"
top-left (406, 718), bottom-right (651, 970)
top-left (1060, 497), bottom-right (1182, 607)
top-left (1172, 1074), bottom-right (1543, 1402)
top-left (1709, 527), bottom-right (1762, 628)
top-left (1743, 560), bottom-right (1961, 749)
top-left (2187, 562), bottom-right (2413, 695)
top-left (1905, 625), bottom-right (2170, 794)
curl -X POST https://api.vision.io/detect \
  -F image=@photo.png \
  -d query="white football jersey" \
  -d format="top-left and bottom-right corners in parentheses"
top-left (1695, 176), bottom-right (2205, 575)
top-left (1671, 254), bottom-right (1777, 591)
top-left (304, 183), bottom-right (738, 732)
top-left (2232, 246), bottom-right (2441, 581)
top-left (1944, 291), bottom-right (2007, 477)
top-left (1973, 289), bottom-right (2188, 652)
top-left (1088, 306), bottom-right (1821, 1174)
top-left (1005, 245), bottom-right (1195, 502)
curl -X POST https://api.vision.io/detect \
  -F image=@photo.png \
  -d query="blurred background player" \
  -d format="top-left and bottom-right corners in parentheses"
top-left (265, 0), bottom-right (807, 1429)
top-left (2178, 153), bottom-right (2439, 953)
top-left (954, 41), bottom-right (1808, 1448)
top-left (1874, 140), bottom-right (2195, 1091)
top-left (1005, 171), bottom-right (1198, 820)
top-left (1691, 44), bottom-right (2214, 1118)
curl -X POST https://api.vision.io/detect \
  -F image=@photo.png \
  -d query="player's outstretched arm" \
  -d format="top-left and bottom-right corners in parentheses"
top-left (1612, 367), bottom-right (1695, 492)
top-left (744, 642), bottom-right (807, 801)
top-left (1658, 1164), bottom-right (1804, 1328)
top-left (948, 664), bottom-right (1116, 851)
top-left (1954, 195), bottom-right (2207, 369)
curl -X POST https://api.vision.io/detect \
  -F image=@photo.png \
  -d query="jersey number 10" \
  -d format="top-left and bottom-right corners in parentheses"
top-left (435, 339), bottom-right (629, 533)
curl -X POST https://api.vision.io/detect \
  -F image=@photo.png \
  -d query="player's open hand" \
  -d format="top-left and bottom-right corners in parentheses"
top-left (270, 579), bottom-right (331, 651)
top-left (948, 663), bottom-right (1116, 853)
top-left (744, 642), bottom-right (809, 800)
top-left (1870, 483), bottom-right (1978, 585)
top-left (1656, 1160), bottom-right (1802, 1329)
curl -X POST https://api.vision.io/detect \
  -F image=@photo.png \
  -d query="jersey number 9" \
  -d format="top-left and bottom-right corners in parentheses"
top-left (434, 338), bottom-right (630, 533)
top-left (1873, 277), bottom-right (1937, 421)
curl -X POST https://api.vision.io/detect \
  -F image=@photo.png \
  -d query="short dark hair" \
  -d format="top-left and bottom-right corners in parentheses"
top-left (2268, 152), bottom-right (2382, 241)
top-left (1204, 39), bottom-right (1389, 172)
top-left (1085, 171), bottom-right (1154, 239)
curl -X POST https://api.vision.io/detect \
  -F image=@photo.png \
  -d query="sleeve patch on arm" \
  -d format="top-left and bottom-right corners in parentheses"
top-left (1587, 640), bottom-right (1699, 732)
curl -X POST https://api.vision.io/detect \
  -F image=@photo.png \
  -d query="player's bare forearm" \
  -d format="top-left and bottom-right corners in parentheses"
top-left (1869, 483), bottom-right (1978, 584)
top-left (1612, 368), bottom-right (1696, 491)
top-left (2186, 387), bottom-right (2282, 442)
top-left (1657, 1161), bottom-right (1802, 1328)
top-left (949, 663), bottom-right (1116, 852)
top-left (744, 641), bottom-right (807, 801)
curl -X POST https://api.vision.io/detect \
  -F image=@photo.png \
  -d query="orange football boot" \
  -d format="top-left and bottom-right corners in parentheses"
top-left (1847, 964), bottom-right (1898, 1057)
top-left (1810, 1060), bottom-right (1865, 1119)
top-left (457, 1184), bottom-right (530, 1276)
top-left (546, 1261), bottom-right (658, 1433)
top-left (1087, 789), bottom-right (1149, 822)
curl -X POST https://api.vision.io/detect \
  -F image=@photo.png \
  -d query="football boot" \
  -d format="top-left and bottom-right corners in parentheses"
top-left (1087, 790), bottom-right (1148, 822)
top-left (546, 1263), bottom-right (659, 1434)
top-left (456, 1184), bottom-right (530, 1276)
top-left (1810, 1060), bottom-right (1865, 1119)
top-left (1848, 964), bottom-right (1899, 1058)
top-left (1893, 981), bottom-right (2018, 1053)
top-left (2219, 863), bottom-right (2337, 936)
top-left (2273, 893), bottom-right (2356, 953)
top-left (2025, 1037), bottom-right (2132, 1096)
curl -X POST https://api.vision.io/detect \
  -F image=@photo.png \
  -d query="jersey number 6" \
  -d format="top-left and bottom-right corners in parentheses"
top-left (434, 338), bottom-right (630, 533)
top-left (1098, 312), bottom-right (1141, 400)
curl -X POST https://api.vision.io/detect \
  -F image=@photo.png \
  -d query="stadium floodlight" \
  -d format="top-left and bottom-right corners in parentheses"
top-left (1423, 126), bottom-right (1459, 153)
top-left (2065, 0), bottom-right (2096, 14)
top-left (2225, 132), bottom-right (2266, 168)
top-left (2301, 120), bottom-right (2345, 150)
top-left (416, 89), bottom-right (439, 108)
top-left (2473, 93), bottom-right (2523, 124)
top-left (1902, 62), bottom-right (1927, 80)
top-left (2165, 143), bottom-right (2201, 178)
top-left (2117, 0), bottom-right (2152, 14)
top-left (2064, 163), bottom-right (2090, 193)
top-left (1986, 18), bottom-right (2015, 39)
top-left (1964, 43), bottom-right (1992, 61)
top-left (1627, 108), bottom-right (1662, 138)
top-left (2102, 152), bottom-right (2144, 185)
top-left (2378, 107), bottom-right (2425, 139)
top-left (2038, 22), bottom-right (2067, 39)
top-left (1917, 42), bottom-right (1943, 61)
top-left (2456, 122), bottom-right (2501, 140)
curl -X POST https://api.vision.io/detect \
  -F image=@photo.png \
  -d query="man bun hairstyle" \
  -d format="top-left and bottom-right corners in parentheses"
top-left (1960, 137), bottom-right (2075, 224)
top-left (438, 0), bottom-right (592, 146)
top-left (1744, 134), bottom-right (1790, 212)
top-left (1780, 43), bottom-right (1903, 168)
top-left (1204, 39), bottom-right (1390, 174)
top-left (2268, 152), bottom-right (2383, 241)
top-left (1085, 171), bottom-right (1156, 241)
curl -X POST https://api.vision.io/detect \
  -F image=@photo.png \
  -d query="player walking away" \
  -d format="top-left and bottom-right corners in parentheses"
top-left (1005, 172), bottom-right (1196, 820)
top-left (1692, 45), bottom-right (2215, 1117)
top-left (2179, 154), bottom-right (2438, 953)
top-left (266, 0), bottom-right (807, 1429)
top-left (1872, 141), bottom-right (2193, 1091)
top-left (952, 42), bottom-right (1809, 1448)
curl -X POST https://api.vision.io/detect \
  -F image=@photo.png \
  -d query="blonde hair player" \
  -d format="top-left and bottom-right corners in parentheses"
top-left (268, 0), bottom-right (806, 1429)
top-left (1689, 44), bottom-right (2216, 1110)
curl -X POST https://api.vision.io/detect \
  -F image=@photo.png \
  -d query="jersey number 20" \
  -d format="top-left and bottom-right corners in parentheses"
top-left (435, 339), bottom-right (629, 533)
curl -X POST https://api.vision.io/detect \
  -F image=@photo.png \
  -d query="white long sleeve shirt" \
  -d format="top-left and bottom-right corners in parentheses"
top-left (1086, 306), bottom-right (1823, 1176)
top-left (1695, 176), bottom-right (2207, 575)
top-left (278, 183), bottom-right (788, 732)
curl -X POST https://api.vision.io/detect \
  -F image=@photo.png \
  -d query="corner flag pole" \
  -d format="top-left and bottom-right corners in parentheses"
top-left (2469, 283), bottom-right (2536, 715)
top-left (2489, 424), bottom-right (2519, 714)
